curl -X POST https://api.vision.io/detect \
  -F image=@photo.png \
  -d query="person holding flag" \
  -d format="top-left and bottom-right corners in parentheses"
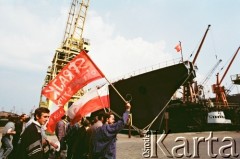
top-left (91, 102), bottom-right (131, 159)
top-left (41, 50), bottom-right (133, 158)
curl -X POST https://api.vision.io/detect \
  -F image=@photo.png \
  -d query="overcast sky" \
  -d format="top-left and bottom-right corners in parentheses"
top-left (0, 0), bottom-right (239, 114)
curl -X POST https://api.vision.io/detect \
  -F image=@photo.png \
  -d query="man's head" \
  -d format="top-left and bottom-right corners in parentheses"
top-left (103, 112), bottom-right (115, 125)
top-left (20, 114), bottom-right (29, 122)
top-left (82, 119), bottom-right (90, 127)
top-left (97, 111), bottom-right (105, 121)
top-left (34, 107), bottom-right (50, 125)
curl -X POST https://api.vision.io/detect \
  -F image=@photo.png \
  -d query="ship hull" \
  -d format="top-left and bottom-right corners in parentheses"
top-left (109, 61), bottom-right (195, 131)
top-left (109, 61), bottom-right (240, 133)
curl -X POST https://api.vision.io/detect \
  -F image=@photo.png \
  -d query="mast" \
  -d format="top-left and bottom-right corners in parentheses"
top-left (219, 46), bottom-right (240, 85)
top-left (192, 24), bottom-right (211, 65)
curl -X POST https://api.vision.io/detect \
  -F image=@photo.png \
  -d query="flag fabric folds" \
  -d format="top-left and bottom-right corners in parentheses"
top-left (174, 43), bottom-right (182, 52)
top-left (41, 50), bottom-right (105, 107)
top-left (46, 106), bottom-right (66, 133)
top-left (68, 84), bottom-right (110, 124)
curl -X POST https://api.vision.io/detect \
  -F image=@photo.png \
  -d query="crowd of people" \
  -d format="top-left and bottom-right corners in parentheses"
top-left (0, 102), bottom-right (131, 159)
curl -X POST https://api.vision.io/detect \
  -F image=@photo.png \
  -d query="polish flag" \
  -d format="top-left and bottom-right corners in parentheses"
top-left (174, 43), bottom-right (182, 52)
top-left (67, 84), bottom-right (110, 124)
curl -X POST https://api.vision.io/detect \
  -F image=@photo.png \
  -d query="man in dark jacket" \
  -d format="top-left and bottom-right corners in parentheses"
top-left (10, 114), bottom-right (29, 159)
top-left (72, 119), bottom-right (91, 159)
top-left (91, 103), bottom-right (131, 159)
top-left (19, 107), bottom-right (58, 159)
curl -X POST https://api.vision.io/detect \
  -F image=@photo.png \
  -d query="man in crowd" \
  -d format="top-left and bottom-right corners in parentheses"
top-left (72, 119), bottom-right (91, 159)
top-left (0, 115), bottom-right (16, 159)
top-left (65, 119), bottom-right (81, 159)
top-left (19, 107), bottom-right (58, 159)
top-left (91, 102), bottom-right (131, 159)
top-left (55, 115), bottom-right (68, 159)
top-left (10, 114), bottom-right (29, 159)
top-left (87, 111), bottom-right (105, 159)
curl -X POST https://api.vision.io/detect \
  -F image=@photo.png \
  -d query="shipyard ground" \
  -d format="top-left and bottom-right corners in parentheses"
top-left (1, 127), bottom-right (240, 159)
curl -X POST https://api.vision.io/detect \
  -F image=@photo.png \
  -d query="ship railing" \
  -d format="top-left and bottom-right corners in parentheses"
top-left (209, 102), bottom-right (240, 109)
top-left (110, 57), bottom-right (182, 83)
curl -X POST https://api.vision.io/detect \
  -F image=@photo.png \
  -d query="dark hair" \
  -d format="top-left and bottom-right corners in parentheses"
top-left (24, 116), bottom-right (31, 122)
top-left (20, 114), bottom-right (26, 118)
top-left (97, 111), bottom-right (105, 120)
top-left (82, 119), bottom-right (90, 127)
top-left (34, 107), bottom-right (50, 120)
top-left (103, 112), bottom-right (113, 123)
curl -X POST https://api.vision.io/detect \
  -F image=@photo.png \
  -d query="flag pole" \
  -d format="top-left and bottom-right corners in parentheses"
top-left (179, 41), bottom-right (183, 62)
top-left (105, 78), bottom-right (128, 104)
top-left (84, 51), bottom-right (128, 104)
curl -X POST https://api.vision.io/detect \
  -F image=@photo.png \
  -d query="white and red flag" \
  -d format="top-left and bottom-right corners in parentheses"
top-left (67, 84), bottom-right (110, 124)
top-left (41, 50), bottom-right (105, 107)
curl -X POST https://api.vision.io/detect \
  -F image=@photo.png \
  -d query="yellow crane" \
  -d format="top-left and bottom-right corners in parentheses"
top-left (39, 0), bottom-right (90, 108)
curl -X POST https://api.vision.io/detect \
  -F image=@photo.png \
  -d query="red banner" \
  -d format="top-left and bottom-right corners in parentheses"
top-left (42, 50), bottom-right (104, 107)
top-left (46, 106), bottom-right (66, 133)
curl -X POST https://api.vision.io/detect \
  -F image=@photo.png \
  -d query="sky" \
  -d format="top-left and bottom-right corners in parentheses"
top-left (0, 0), bottom-right (239, 114)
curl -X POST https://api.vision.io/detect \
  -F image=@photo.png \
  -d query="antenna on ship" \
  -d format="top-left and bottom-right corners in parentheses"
top-left (179, 41), bottom-right (183, 62)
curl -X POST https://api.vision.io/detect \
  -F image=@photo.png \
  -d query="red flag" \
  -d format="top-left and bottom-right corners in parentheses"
top-left (67, 84), bottom-right (110, 124)
top-left (41, 50), bottom-right (105, 107)
top-left (46, 106), bottom-right (66, 133)
top-left (174, 43), bottom-right (181, 52)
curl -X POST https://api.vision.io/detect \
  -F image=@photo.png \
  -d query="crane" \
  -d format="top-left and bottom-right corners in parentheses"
top-left (198, 59), bottom-right (222, 99)
top-left (212, 46), bottom-right (240, 106)
top-left (182, 25), bottom-right (211, 103)
top-left (225, 83), bottom-right (234, 95)
top-left (61, 0), bottom-right (90, 53)
top-left (39, 0), bottom-right (90, 108)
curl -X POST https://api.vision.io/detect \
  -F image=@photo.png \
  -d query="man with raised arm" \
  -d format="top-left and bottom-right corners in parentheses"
top-left (91, 103), bottom-right (131, 159)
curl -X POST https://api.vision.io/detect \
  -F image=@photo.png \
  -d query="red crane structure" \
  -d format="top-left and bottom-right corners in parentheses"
top-left (182, 25), bottom-right (211, 103)
top-left (212, 46), bottom-right (240, 106)
top-left (198, 59), bottom-right (222, 99)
